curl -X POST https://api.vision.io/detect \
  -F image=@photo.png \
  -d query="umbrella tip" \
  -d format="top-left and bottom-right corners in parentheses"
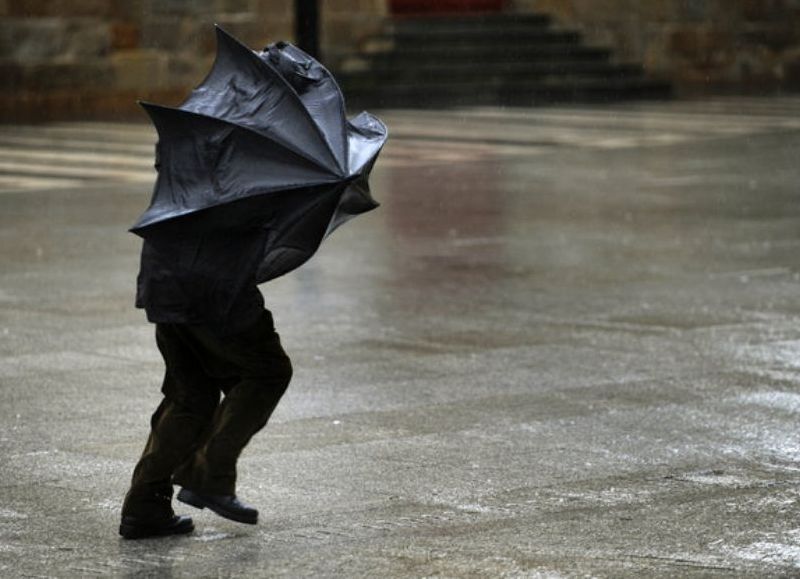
top-left (213, 22), bottom-right (233, 37)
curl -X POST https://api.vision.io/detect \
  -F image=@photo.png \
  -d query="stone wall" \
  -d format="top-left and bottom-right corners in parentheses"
top-left (323, 0), bottom-right (387, 65)
top-left (0, 0), bottom-right (386, 122)
top-left (511, 0), bottom-right (800, 94)
top-left (5, 0), bottom-right (799, 122)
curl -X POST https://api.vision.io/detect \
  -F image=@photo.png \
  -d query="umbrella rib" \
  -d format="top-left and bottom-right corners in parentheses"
top-left (130, 176), bottom-right (343, 232)
top-left (216, 26), bottom-right (347, 176)
top-left (315, 61), bottom-right (350, 177)
top-left (264, 188), bottom-right (342, 253)
top-left (140, 102), bottom-right (340, 179)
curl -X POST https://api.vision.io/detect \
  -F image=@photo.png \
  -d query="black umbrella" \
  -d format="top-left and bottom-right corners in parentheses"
top-left (130, 25), bottom-right (387, 282)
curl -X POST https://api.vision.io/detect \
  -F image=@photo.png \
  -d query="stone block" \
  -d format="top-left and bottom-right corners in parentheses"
top-left (739, 23), bottom-right (797, 51)
top-left (668, 26), bottom-right (732, 60)
top-left (65, 0), bottom-right (114, 17)
top-left (110, 49), bottom-right (170, 89)
top-left (693, 0), bottom-right (745, 24)
top-left (678, 0), bottom-right (710, 21)
top-left (21, 61), bottom-right (114, 89)
top-left (141, 15), bottom-right (205, 53)
top-left (260, 17), bottom-right (293, 44)
top-left (325, 0), bottom-right (385, 14)
top-left (5, 0), bottom-right (114, 17)
top-left (639, 0), bottom-right (680, 21)
top-left (783, 49), bottom-right (800, 89)
top-left (0, 61), bottom-right (24, 90)
top-left (321, 12), bottom-right (384, 67)
top-left (144, 0), bottom-right (216, 16)
top-left (110, 22), bottom-right (140, 51)
top-left (167, 54), bottom-right (211, 87)
top-left (108, 0), bottom-right (145, 21)
top-left (0, 17), bottom-right (108, 60)
top-left (569, 0), bottom-right (638, 22)
top-left (215, 13), bottom-right (269, 48)
top-left (742, 0), bottom-right (791, 21)
top-left (528, 0), bottom-right (577, 22)
top-left (0, 18), bottom-right (66, 60)
top-left (63, 18), bottom-right (111, 58)
top-left (719, 44), bottom-right (773, 82)
top-left (322, 17), bottom-right (357, 49)
top-left (601, 23), bottom-right (644, 62)
top-left (642, 25), bottom-right (673, 71)
top-left (253, 0), bottom-right (292, 20)
top-left (324, 0), bottom-right (355, 14)
top-left (323, 13), bottom-right (382, 46)
top-left (215, 0), bottom-right (257, 12)
top-left (367, 0), bottom-right (389, 15)
top-left (6, 0), bottom-right (63, 17)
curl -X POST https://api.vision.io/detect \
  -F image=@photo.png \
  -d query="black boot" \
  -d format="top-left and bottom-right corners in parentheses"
top-left (177, 487), bottom-right (258, 525)
top-left (119, 515), bottom-right (194, 540)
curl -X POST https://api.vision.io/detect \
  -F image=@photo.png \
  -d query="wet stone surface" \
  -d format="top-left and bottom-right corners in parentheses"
top-left (1, 98), bottom-right (800, 576)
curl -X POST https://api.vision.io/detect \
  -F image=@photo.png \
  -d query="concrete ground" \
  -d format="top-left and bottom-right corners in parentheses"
top-left (1, 97), bottom-right (800, 577)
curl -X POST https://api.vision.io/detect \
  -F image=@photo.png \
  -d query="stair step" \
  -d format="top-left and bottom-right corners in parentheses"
top-left (338, 11), bottom-right (671, 108)
top-left (369, 44), bottom-right (612, 64)
top-left (339, 68), bottom-right (647, 94)
top-left (392, 13), bottom-right (551, 31)
top-left (347, 78), bottom-right (672, 108)
top-left (349, 76), bottom-right (667, 93)
top-left (340, 62), bottom-right (644, 84)
top-left (389, 26), bottom-right (573, 42)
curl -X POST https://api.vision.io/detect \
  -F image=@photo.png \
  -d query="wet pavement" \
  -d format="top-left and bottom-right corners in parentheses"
top-left (1, 97), bottom-right (800, 577)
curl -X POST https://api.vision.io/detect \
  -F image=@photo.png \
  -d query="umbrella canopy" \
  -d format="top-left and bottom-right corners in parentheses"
top-left (131, 25), bottom-right (387, 283)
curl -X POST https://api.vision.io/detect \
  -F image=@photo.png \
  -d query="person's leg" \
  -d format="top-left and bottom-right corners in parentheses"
top-left (121, 324), bottom-right (221, 523)
top-left (172, 310), bottom-right (292, 497)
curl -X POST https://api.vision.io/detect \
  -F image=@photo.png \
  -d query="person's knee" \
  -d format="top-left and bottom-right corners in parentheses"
top-left (241, 354), bottom-right (292, 395)
top-left (162, 389), bottom-right (219, 421)
top-left (260, 354), bottom-right (292, 397)
top-left (273, 355), bottom-right (293, 393)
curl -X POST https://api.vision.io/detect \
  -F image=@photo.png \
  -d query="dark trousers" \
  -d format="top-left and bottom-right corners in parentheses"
top-left (122, 309), bottom-right (292, 522)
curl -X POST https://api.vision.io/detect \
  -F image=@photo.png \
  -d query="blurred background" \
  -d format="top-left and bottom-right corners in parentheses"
top-left (2, 0), bottom-right (800, 121)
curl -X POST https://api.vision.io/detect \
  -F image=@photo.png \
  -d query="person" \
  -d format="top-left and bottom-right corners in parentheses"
top-left (118, 222), bottom-right (293, 540)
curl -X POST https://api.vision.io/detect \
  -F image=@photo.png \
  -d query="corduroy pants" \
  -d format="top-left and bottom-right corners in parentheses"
top-left (121, 309), bottom-right (292, 522)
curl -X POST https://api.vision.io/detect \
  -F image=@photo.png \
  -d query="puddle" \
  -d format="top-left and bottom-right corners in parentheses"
top-left (193, 530), bottom-right (235, 542)
top-left (739, 391), bottom-right (800, 414)
top-left (0, 508), bottom-right (28, 519)
top-left (679, 471), bottom-right (753, 487)
top-left (729, 541), bottom-right (800, 568)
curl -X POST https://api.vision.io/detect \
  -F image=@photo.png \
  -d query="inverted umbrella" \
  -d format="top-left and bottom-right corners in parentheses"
top-left (130, 25), bottom-right (387, 282)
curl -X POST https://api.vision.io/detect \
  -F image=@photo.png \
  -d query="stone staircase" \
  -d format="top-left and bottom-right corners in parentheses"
top-left (337, 13), bottom-right (672, 109)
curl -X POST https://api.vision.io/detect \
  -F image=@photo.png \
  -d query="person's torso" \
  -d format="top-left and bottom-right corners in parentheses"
top-left (136, 228), bottom-right (267, 332)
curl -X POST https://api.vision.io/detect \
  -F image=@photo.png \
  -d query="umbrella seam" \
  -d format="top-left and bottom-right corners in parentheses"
top-left (140, 101), bottom-right (339, 180)
top-left (216, 26), bottom-right (347, 177)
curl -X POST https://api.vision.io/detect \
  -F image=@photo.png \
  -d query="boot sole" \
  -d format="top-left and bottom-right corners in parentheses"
top-left (119, 518), bottom-right (194, 540)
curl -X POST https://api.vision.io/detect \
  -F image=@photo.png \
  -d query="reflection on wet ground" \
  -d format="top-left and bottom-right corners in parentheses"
top-left (1, 97), bottom-right (800, 576)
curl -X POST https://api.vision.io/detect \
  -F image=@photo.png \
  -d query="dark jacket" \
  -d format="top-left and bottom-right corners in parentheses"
top-left (135, 226), bottom-right (268, 334)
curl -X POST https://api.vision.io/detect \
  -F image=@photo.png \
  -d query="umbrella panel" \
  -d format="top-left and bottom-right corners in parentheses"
top-left (134, 181), bottom-right (375, 283)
